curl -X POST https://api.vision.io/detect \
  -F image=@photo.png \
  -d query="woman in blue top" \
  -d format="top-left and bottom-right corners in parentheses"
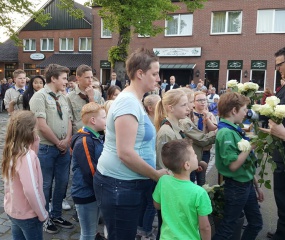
top-left (93, 48), bottom-right (168, 240)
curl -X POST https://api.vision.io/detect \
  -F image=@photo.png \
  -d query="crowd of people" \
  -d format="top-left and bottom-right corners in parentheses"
top-left (1, 46), bottom-right (285, 240)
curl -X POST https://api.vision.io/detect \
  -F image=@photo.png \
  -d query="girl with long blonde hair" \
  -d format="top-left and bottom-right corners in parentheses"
top-left (2, 111), bottom-right (48, 240)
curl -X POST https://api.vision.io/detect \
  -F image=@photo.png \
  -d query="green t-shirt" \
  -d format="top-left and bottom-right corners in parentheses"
top-left (153, 175), bottom-right (212, 240)
top-left (215, 118), bottom-right (256, 182)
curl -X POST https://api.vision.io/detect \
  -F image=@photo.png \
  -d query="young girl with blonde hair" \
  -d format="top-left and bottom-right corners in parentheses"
top-left (2, 111), bottom-right (48, 240)
top-left (143, 94), bottom-right (161, 124)
top-left (154, 89), bottom-right (190, 240)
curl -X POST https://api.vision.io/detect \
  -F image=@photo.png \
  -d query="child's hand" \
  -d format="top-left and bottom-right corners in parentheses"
top-left (256, 187), bottom-right (264, 202)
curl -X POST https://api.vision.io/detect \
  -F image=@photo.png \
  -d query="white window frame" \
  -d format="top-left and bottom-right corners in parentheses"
top-left (101, 19), bottom-right (112, 38)
top-left (59, 38), bottom-right (74, 51)
top-left (79, 37), bottom-right (92, 51)
top-left (256, 9), bottom-right (285, 34)
top-left (165, 14), bottom-right (193, 36)
top-left (40, 38), bottom-right (54, 51)
top-left (211, 11), bottom-right (242, 35)
top-left (23, 39), bottom-right (36, 51)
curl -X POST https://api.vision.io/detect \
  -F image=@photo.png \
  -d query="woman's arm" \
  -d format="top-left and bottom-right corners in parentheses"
top-left (115, 114), bottom-right (167, 181)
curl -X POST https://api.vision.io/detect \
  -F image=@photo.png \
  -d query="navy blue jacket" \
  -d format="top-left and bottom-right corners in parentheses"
top-left (71, 128), bottom-right (104, 204)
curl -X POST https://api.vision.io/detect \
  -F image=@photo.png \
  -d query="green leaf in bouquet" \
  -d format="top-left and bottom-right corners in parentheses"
top-left (264, 180), bottom-right (272, 189)
top-left (258, 178), bottom-right (264, 184)
top-left (266, 135), bottom-right (273, 144)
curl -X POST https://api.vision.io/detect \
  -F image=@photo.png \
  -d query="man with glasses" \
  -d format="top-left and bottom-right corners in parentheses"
top-left (264, 47), bottom-right (285, 240)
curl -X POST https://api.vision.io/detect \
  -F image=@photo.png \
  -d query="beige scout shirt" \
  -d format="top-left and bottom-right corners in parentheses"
top-left (67, 85), bottom-right (105, 134)
top-left (29, 85), bottom-right (72, 146)
top-left (180, 117), bottom-right (216, 162)
top-left (156, 118), bottom-right (184, 170)
top-left (193, 111), bottom-right (217, 151)
top-left (4, 86), bottom-right (25, 111)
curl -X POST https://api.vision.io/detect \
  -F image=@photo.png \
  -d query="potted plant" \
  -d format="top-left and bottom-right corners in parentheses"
top-left (203, 183), bottom-right (245, 240)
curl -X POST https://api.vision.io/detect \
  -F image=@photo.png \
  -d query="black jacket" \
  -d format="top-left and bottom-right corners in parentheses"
top-left (165, 83), bottom-right (179, 92)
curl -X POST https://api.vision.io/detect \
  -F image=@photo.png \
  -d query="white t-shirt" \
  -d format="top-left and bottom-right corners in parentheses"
top-left (97, 92), bottom-right (156, 180)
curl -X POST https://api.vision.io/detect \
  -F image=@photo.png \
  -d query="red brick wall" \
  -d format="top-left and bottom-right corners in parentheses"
top-left (18, 29), bottom-right (92, 71)
top-left (92, 0), bottom-right (285, 91)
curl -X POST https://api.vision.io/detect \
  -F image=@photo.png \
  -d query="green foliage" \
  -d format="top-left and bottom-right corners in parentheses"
top-left (0, 0), bottom-right (51, 43)
top-left (58, 0), bottom-right (84, 19)
top-left (204, 184), bottom-right (225, 219)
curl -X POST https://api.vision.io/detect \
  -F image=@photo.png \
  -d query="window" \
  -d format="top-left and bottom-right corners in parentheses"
top-left (227, 70), bottom-right (242, 83)
top-left (211, 11), bottom-right (242, 34)
top-left (79, 37), bottom-right (92, 51)
top-left (59, 38), bottom-right (74, 51)
top-left (101, 19), bottom-right (112, 38)
top-left (23, 39), bottom-right (36, 51)
top-left (165, 14), bottom-right (193, 36)
top-left (41, 38), bottom-right (54, 51)
top-left (251, 70), bottom-right (266, 91)
top-left (257, 9), bottom-right (285, 33)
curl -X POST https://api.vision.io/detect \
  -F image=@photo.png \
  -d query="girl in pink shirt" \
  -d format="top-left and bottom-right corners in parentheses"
top-left (2, 111), bottom-right (48, 240)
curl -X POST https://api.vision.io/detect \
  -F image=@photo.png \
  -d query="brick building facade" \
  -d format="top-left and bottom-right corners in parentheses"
top-left (92, 0), bottom-right (285, 92)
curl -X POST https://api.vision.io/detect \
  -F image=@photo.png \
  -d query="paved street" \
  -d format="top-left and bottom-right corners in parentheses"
top-left (0, 111), bottom-right (277, 239)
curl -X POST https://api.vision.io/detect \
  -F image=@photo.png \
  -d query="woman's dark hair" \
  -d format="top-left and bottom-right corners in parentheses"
top-left (23, 75), bottom-right (45, 110)
top-left (107, 85), bottom-right (121, 100)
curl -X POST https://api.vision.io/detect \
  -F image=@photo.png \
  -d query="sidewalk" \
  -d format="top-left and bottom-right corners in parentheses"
top-left (0, 112), bottom-right (277, 239)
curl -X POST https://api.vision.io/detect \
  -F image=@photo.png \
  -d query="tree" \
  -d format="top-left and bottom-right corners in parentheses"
top-left (0, 0), bottom-right (51, 43)
top-left (62, 0), bottom-right (207, 81)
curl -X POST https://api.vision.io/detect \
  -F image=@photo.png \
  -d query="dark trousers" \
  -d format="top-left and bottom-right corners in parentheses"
top-left (273, 164), bottom-right (285, 240)
top-left (93, 171), bottom-right (153, 240)
top-left (212, 179), bottom-right (262, 240)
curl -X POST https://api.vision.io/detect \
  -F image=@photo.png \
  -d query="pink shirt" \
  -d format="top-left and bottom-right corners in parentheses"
top-left (4, 149), bottom-right (48, 222)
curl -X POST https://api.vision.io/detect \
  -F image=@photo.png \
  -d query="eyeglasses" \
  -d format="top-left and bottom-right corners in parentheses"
top-left (196, 99), bottom-right (207, 103)
top-left (276, 61), bottom-right (285, 69)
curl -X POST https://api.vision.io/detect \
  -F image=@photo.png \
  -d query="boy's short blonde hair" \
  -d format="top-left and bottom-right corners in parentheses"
top-left (13, 69), bottom-right (26, 78)
top-left (81, 102), bottom-right (105, 125)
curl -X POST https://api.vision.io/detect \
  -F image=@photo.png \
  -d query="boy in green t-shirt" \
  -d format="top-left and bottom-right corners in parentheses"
top-left (212, 92), bottom-right (264, 240)
top-left (153, 139), bottom-right (212, 240)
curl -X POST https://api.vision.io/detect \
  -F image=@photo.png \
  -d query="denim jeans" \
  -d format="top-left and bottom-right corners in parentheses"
top-left (190, 150), bottom-right (210, 186)
top-left (212, 179), bottom-right (263, 240)
top-left (38, 144), bottom-right (71, 218)
top-left (138, 180), bottom-right (156, 234)
top-left (93, 171), bottom-right (154, 240)
top-left (75, 201), bottom-right (100, 240)
top-left (8, 215), bottom-right (43, 240)
top-left (273, 163), bottom-right (285, 240)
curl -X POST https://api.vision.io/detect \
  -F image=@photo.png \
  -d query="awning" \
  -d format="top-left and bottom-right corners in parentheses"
top-left (159, 63), bottom-right (196, 69)
top-left (37, 53), bottom-right (91, 69)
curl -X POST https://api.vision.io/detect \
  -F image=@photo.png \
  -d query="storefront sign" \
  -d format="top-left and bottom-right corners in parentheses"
top-left (205, 60), bottom-right (220, 69)
top-left (251, 60), bottom-right (267, 70)
top-left (100, 60), bottom-right (111, 69)
top-left (153, 47), bottom-right (201, 57)
top-left (30, 53), bottom-right (45, 60)
top-left (227, 60), bottom-right (243, 69)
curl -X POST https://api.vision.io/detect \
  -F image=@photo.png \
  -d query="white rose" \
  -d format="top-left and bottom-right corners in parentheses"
top-left (251, 104), bottom-right (262, 113)
top-left (266, 96), bottom-right (280, 107)
top-left (237, 83), bottom-right (245, 93)
top-left (274, 105), bottom-right (285, 119)
top-left (227, 80), bottom-right (238, 88)
top-left (243, 82), bottom-right (259, 91)
top-left (237, 139), bottom-right (251, 152)
top-left (259, 104), bottom-right (274, 116)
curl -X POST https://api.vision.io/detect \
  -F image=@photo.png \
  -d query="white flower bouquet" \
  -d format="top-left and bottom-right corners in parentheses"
top-left (252, 96), bottom-right (285, 124)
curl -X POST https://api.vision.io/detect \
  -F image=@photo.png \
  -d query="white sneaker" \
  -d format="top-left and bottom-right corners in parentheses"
top-left (62, 199), bottom-right (71, 210)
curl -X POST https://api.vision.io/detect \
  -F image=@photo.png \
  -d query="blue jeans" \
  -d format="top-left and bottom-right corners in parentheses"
top-left (8, 215), bottom-right (43, 240)
top-left (212, 178), bottom-right (263, 240)
top-left (93, 170), bottom-right (154, 240)
top-left (38, 144), bottom-right (71, 218)
top-left (75, 201), bottom-right (100, 240)
top-left (138, 180), bottom-right (156, 234)
top-left (190, 150), bottom-right (210, 186)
